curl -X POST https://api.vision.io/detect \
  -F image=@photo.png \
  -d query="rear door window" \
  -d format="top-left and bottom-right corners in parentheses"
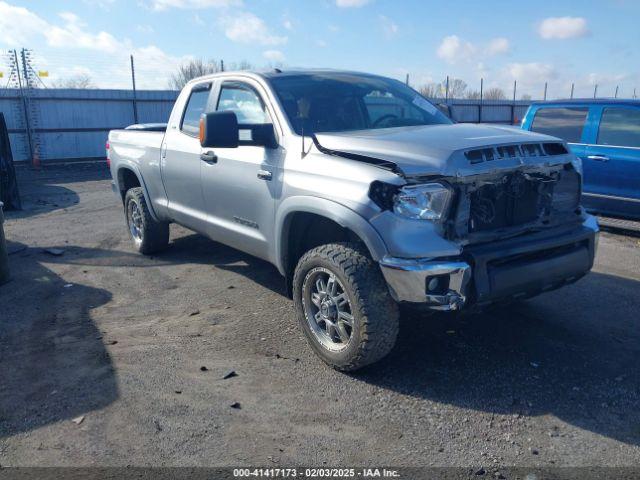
top-left (180, 85), bottom-right (211, 136)
top-left (597, 107), bottom-right (640, 148)
top-left (530, 107), bottom-right (588, 143)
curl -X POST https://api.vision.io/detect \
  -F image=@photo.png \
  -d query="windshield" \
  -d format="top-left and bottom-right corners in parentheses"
top-left (267, 72), bottom-right (452, 135)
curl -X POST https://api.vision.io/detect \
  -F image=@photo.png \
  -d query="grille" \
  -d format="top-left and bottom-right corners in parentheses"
top-left (465, 142), bottom-right (568, 164)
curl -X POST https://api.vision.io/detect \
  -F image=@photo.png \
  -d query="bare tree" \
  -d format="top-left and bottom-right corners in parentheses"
top-left (445, 78), bottom-right (467, 99)
top-left (483, 87), bottom-right (507, 100)
top-left (520, 93), bottom-right (532, 101)
top-left (419, 83), bottom-right (443, 99)
top-left (465, 90), bottom-right (481, 99)
top-left (51, 73), bottom-right (96, 89)
top-left (169, 58), bottom-right (221, 90)
top-left (226, 60), bottom-right (254, 71)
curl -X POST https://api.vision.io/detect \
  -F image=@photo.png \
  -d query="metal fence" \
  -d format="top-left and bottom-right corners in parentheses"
top-left (0, 88), bottom-right (534, 164)
top-left (0, 88), bottom-right (178, 163)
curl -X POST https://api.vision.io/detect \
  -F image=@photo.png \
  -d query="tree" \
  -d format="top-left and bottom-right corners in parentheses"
top-left (483, 87), bottom-right (507, 100)
top-left (466, 90), bottom-right (481, 100)
top-left (520, 94), bottom-right (532, 101)
top-left (445, 78), bottom-right (467, 99)
top-left (419, 83), bottom-right (443, 99)
top-left (169, 58), bottom-right (221, 90)
top-left (51, 73), bottom-right (95, 89)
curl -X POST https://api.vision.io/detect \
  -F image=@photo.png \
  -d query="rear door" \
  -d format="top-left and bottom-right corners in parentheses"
top-left (583, 105), bottom-right (640, 218)
top-left (161, 82), bottom-right (214, 231)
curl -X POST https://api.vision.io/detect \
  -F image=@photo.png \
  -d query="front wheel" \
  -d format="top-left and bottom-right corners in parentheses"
top-left (124, 187), bottom-right (169, 255)
top-left (293, 243), bottom-right (399, 372)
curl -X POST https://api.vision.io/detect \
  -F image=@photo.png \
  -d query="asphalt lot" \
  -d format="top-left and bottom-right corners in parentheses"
top-left (1, 163), bottom-right (639, 469)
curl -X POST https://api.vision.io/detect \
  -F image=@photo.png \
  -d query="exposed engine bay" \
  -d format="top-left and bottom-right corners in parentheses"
top-left (446, 163), bottom-right (583, 244)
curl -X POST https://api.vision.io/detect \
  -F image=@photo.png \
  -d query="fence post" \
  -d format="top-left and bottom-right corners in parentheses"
top-left (479, 78), bottom-right (483, 123)
top-left (405, 73), bottom-right (409, 86)
top-left (570, 83), bottom-right (575, 99)
top-left (511, 80), bottom-right (517, 124)
top-left (130, 55), bottom-right (139, 124)
top-left (14, 50), bottom-right (34, 167)
top-left (543, 82), bottom-right (548, 101)
top-left (445, 75), bottom-right (449, 103)
top-left (615, 85), bottom-right (619, 98)
top-left (593, 84), bottom-right (598, 99)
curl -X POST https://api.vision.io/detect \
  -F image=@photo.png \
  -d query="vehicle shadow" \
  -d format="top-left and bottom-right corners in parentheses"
top-left (354, 271), bottom-right (640, 446)
top-left (0, 241), bottom-right (118, 438)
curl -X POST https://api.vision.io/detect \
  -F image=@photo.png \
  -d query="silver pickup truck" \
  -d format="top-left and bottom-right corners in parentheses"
top-left (108, 69), bottom-right (598, 371)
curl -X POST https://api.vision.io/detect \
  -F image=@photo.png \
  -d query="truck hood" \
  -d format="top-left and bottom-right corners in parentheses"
top-left (314, 123), bottom-right (564, 177)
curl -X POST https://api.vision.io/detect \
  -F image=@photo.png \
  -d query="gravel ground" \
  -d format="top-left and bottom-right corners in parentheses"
top-left (1, 163), bottom-right (639, 468)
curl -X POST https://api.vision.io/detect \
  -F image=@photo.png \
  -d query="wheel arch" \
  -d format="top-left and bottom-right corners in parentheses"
top-left (116, 164), bottom-right (160, 221)
top-left (276, 196), bottom-right (388, 295)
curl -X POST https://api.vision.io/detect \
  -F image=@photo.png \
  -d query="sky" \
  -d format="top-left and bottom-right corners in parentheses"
top-left (1, 0), bottom-right (639, 99)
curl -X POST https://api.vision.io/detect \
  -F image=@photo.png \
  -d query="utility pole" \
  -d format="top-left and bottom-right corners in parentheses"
top-left (570, 83), bottom-right (575, 99)
top-left (130, 55), bottom-right (138, 124)
top-left (16, 49), bottom-right (35, 167)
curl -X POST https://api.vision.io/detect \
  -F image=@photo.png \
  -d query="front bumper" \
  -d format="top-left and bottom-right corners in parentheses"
top-left (379, 217), bottom-right (599, 311)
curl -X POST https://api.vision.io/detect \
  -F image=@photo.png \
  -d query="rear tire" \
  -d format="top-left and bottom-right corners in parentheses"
top-left (293, 242), bottom-right (399, 372)
top-left (124, 187), bottom-right (169, 255)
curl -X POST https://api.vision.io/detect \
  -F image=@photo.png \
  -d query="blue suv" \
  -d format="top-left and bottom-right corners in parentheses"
top-left (522, 99), bottom-right (640, 219)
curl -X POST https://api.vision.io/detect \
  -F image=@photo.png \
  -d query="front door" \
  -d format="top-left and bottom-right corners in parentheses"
top-left (200, 79), bottom-right (282, 261)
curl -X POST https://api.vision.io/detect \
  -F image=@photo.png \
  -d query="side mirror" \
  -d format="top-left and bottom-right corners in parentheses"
top-left (199, 111), bottom-right (278, 149)
top-left (199, 111), bottom-right (239, 148)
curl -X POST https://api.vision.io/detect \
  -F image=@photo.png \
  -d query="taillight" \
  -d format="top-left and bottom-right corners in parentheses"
top-left (106, 140), bottom-right (111, 168)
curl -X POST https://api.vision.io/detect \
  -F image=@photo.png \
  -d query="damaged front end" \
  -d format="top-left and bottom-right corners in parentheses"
top-left (446, 161), bottom-right (584, 245)
top-left (377, 141), bottom-right (597, 310)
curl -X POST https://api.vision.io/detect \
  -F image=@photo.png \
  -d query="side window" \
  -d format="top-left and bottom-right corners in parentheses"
top-left (180, 86), bottom-right (211, 136)
top-left (217, 84), bottom-right (271, 125)
top-left (597, 107), bottom-right (640, 148)
top-left (530, 107), bottom-right (588, 143)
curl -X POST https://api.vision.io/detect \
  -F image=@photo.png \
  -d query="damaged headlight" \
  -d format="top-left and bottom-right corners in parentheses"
top-left (393, 183), bottom-right (452, 221)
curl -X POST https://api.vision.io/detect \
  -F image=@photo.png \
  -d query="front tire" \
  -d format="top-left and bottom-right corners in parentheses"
top-left (124, 187), bottom-right (169, 255)
top-left (293, 243), bottom-right (399, 372)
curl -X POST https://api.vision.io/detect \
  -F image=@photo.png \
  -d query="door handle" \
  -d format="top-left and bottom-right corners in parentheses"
top-left (587, 155), bottom-right (610, 162)
top-left (257, 169), bottom-right (273, 181)
top-left (200, 151), bottom-right (218, 164)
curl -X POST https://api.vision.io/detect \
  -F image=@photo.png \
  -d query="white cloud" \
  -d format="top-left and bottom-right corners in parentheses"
top-left (149, 0), bottom-right (241, 11)
top-left (283, 19), bottom-right (293, 30)
top-left (335, 0), bottom-right (370, 7)
top-left (486, 37), bottom-right (510, 56)
top-left (0, 1), bottom-right (48, 46)
top-left (436, 35), bottom-right (477, 64)
top-left (45, 12), bottom-right (122, 53)
top-left (219, 12), bottom-right (287, 46)
top-left (263, 50), bottom-right (285, 63)
top-left (136, 24), bottom-right (155, 34)
top-left (538, 17), bottom-right (589, 40)
top-left (316, 39), bottom-right (328, 48)
top-left (505, 62), bottom-right (557, 88)
top-left (0, 1), bottom-right (191, 89)
top-left (379, 15), bottom-right (398, 38)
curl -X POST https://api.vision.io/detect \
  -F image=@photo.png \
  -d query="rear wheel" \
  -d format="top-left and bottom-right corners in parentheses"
top-left (124, 187), bottom-right (169, 255)
top-left (293, 242), bottom-right (399, 371)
